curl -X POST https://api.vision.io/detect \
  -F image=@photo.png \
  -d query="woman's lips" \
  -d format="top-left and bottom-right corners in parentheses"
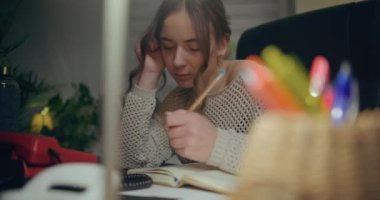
top-left (174, 74), bottom-right (191, 81)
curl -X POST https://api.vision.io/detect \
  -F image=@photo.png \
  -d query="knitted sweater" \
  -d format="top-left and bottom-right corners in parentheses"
top-left (119, 75), bottom-right (263, 174)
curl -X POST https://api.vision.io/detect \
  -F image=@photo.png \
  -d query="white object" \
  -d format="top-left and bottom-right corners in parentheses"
top-left (0, 163), bottom-right (119, 200)
top-left (127, 163), bottom-right (238, 194)
top-left (121, 184), bottom-right (227, 200)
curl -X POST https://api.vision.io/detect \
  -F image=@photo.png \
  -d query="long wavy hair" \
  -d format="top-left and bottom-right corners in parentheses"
top-left (128, 0), bottom-right (231, 97)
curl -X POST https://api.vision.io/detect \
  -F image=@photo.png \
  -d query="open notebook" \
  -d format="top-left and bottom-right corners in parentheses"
top-left (127, 163), bottom-right (238, 194)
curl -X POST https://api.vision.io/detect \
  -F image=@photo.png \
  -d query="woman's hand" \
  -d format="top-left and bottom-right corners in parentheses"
top-left (136, 40), bottom-right (165, 90)
top-left (164, 109), bottom-right (217, 162)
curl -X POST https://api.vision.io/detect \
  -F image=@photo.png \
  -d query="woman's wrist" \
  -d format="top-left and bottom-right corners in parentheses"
top-left (137, 69), bottom-right (162, 90)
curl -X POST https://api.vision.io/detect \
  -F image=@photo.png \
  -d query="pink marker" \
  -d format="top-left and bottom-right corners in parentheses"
top-left (309, 55), bottom-right (330, 98)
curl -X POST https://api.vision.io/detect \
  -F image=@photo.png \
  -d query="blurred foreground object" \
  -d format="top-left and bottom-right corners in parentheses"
top-left (0, 132), bottom-right (98, 191)
top-left (0, 163), bottom-right (119, 200)
top-left (230, 110), bottom-right (380, 200)
top-left (0, 66), bottom-right (21, 132)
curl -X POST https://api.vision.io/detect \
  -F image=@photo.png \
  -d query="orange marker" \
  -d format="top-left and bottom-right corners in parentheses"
top-left (241, 55), bottom-right (304, 112)
top-left (245, 54), bottom-right (264, 65)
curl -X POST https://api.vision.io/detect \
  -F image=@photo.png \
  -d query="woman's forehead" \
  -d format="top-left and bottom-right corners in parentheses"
top-left (160, 8), bottom-right (217, 44)
top-left (160, 9), bottom-right (196, 39)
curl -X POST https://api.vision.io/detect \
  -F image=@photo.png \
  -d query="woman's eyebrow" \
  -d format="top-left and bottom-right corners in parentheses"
top-left (184, 38), bottom-right (199, 43)
top-left (160, 37), bottom-right (174, 42)
top-left (160, 37), bottom-right (199, 44)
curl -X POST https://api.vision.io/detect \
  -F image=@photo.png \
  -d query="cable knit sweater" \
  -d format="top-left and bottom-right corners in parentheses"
top-left (119, 74), bottom-right (263, 174)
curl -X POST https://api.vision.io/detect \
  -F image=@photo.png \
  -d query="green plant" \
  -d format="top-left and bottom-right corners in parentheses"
top-left (2, 0), bottom-right (100, 151)
top-left (42, 83), bottom-right (100, 151)
top-left (1, 0), bottom-right (52, 131)
top-left (14, 69), bottom-right (100, 151)
top-left (14, 67), bottom-right (58, 131)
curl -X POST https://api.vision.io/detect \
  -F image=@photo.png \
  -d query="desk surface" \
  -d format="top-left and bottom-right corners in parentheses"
top-left (120, 184), bottom-right (227, 200)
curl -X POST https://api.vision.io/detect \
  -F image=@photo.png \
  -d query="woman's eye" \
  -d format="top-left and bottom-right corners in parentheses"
top-left (162, 45), bottom-right (174, 50)
top-left (189, 47), bottom-right (200, 52)
top-left (188, 43), bottom-right (200, 52)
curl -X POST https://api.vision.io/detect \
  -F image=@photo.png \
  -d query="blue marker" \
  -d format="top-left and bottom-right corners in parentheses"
top-left (330, 61), bottom-right (356, 126)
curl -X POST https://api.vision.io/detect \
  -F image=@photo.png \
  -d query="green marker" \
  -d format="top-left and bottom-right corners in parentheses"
top-left (261, 45), bottom-right (322, 113)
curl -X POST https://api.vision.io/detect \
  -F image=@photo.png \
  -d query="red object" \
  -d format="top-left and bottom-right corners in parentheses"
top-left (242, 55), bottom-right (304, 112)
top-left (322, 85), bottom-right (335, 112)
top-left (0, 132), bottom-right (98, 178)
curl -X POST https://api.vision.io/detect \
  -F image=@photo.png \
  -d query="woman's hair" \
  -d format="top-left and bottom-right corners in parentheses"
top-left (128, 0), bottom-right (231, 93)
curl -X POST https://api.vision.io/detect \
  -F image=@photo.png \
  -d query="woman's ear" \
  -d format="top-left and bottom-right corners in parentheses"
top-left (217, 34), bottom-right (230, 56)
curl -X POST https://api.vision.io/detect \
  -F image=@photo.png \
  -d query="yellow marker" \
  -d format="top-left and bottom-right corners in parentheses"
top-left (261, 45), bottom-right (322, 113)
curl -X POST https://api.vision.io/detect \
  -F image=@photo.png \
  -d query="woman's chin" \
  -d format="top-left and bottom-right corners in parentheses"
top-left (176, 81), bottom-right (193, 88)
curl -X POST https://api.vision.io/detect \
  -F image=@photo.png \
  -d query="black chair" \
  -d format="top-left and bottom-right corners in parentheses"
top-left (236, 1), bottom-right (380, 110)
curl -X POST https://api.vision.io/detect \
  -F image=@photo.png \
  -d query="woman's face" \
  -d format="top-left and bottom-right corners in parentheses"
top-left (160, 8), bottom-right (220, 88)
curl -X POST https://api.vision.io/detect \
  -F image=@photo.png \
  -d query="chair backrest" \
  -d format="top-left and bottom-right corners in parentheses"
top-left (236, 1), bottom-right (380, 110)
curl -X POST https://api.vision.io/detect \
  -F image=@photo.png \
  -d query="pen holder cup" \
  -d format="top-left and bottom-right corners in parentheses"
top-left (230, 110), bottom-right (380, 200)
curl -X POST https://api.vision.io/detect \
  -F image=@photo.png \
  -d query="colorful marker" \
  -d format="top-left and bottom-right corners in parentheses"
top-left (261, 45), bottom-right (322, 113)
top-left (241, 55), bottom-right (304, 112)
top-left (330, 61), bottom-right (354, 126)
top-left (309, 55), bottom-right (330, 98)
top-left (321, 84), bottom-right (335, 112)
top-left (309, 55), bottom-right (330, 113)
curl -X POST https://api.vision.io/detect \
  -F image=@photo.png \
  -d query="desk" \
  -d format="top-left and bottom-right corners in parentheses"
top-left (120, 184), bottom-right (227, 200)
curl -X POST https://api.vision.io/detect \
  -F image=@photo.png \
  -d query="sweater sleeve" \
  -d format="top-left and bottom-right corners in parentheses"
top-left (119, 84), bottom-right (173, 169)
top-left (203, 75), bottom-right (264, 174)
top-left (206, 128), bottom-right (248, 174)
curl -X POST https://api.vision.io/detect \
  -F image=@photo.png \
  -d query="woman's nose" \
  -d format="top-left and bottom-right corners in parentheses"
top-left (173, 47), bottom-right (186, 68)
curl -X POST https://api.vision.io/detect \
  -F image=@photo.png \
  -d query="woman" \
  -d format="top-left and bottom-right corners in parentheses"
top-left (120, 0), bottom-right (263, 174)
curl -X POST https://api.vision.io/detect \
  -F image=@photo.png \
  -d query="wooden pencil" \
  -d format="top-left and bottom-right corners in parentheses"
top-left (188, 69), bottom-right (225, 111)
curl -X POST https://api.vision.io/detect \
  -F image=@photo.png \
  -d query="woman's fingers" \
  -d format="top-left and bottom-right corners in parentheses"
top-left (164, 109), bottom-right (217, 162)
top-left (148, 39), bottom-right (159, 52)
top-left (164, 109), bottom-right (188, 128)
top-left (167, 125), bottom-right (186, 140)
top-left (169, 137), bottom-right (193, 159)
top-left (169, 137), bottom-right (187, 149)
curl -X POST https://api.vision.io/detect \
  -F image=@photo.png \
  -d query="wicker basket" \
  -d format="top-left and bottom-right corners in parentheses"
top-left (230, 110), bottom-right (380, 200)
